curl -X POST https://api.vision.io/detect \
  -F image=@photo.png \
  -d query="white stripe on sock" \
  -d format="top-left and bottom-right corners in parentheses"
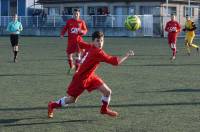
top-left (56, 96), bottom-right (68, 107)
top-left (101, 96), bottom-right (111, 104)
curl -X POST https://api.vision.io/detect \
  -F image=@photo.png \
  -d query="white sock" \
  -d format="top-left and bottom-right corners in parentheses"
top-left (101, 96), bottom-right (111, 104)
top-left (56, 96), bottom-right (68, 107)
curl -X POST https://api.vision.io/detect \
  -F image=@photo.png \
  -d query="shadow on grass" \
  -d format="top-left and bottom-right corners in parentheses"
top-left (22, 58), bottom-right (66, 62)
top-left (138, 88), bottom-right (200, 93)
top-left (0, 73), bottom-right (63, 77)
top-left (121, 63), bottom-right (200, 67)
top-left (160, 88), bottom-right (200, 92)
top-left (1, 101), bottom-right (200, 112)
top-left (3, 119), bottom-right (94, 127)
top-left (0, 118), bottom-right (37, 124)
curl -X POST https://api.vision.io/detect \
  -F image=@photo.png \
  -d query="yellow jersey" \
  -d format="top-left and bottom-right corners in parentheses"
top-left (185, 20), bottom-right (196, 36)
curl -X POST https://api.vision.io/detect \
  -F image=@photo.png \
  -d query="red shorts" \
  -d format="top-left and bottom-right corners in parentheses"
top-left (66, 42), bottom-right (81, 55)
top-left (67, 74), bottom-right (104, 98)
top-left (168, 33), bottom-right (177, 44)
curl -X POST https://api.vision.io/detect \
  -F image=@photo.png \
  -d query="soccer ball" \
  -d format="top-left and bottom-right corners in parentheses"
top-left (124, 15), bottom-right (141, 31)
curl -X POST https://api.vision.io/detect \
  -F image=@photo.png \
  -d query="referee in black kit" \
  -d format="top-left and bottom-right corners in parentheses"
top-left (6, 14), bottom-right (23, 63)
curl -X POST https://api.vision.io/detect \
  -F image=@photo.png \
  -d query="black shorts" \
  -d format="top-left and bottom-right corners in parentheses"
top-left (10, 34), bottom-right (19, 47)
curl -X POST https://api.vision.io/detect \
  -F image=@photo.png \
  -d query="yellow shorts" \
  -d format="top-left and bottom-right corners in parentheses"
top-left (185, 33), bottom-right (195, 44)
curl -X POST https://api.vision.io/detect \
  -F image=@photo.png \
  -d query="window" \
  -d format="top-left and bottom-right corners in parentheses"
top-left (63, 7), bottom-right (83, 15)
top-left (140, 6), bottom-right (160, 16)
top-left (48, 7), bottom-right (60, 16)
top-left (88, 7), bottom-right (109, 15)
top-left (128, 7), bottom-right (135, 15)
top-left (184, 6), bottom-right (195, 17)
top-left (114, 6), bottom-right (135, 15)
top-left (164, 7), bottom-right (177, 15)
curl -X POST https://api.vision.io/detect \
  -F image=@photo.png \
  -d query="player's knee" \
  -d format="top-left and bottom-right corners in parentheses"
top-left (73, 98), bottom-right (78, 103)
top-left (67, 96), bottom-right (77, 103)
top-left (71, 97), bottom-right (78, 103)
top-left (67, 54), bottom-right (73, 60)
top-left (105, 89), bottom-right (112, 96)
top-left (15, 46), bottom-right (19, 51)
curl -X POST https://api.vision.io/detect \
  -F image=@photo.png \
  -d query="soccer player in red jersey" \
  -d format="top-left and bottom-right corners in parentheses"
top-left (60, 8), bottom-right (87, 73)
top-left (48, 31), bottom-right (134, 118)
top-left (165, 14), bottom-right (181, 61)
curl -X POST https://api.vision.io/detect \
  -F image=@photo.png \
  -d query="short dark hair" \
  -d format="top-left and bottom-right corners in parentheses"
top-left (171, 13), bottom-right (175, 16)
top-left (92, 31), bottom-right (104, 41)
top-left (73, 8), bottom-right (80, 12)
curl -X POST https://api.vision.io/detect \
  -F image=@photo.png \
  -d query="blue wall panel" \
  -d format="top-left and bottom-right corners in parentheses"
top-left (1, 0), bottom-right (9, 16)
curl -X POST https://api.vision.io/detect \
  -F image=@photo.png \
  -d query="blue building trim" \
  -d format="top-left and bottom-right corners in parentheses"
top-left (1, 0), bottom-right (9, 16)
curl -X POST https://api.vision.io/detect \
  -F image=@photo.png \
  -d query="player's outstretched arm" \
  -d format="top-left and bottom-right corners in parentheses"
top-left (118, 50), bottom-right (134, 64)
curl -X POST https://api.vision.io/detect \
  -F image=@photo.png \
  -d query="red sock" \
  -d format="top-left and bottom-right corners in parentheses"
top-left (101, 100), bottom-right (108, 111)
top-left (68, 59), bottom-right (74, 69)
top-left (172, 48), bottom-right (176, 57)
top-left (51, 101), bottom-right (61, 109)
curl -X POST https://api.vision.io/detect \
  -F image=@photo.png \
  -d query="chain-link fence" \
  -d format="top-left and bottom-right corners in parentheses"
top-left (0, 15), bottom-right (153, 37)
top-left (6, 14), bottom-right (200, 37)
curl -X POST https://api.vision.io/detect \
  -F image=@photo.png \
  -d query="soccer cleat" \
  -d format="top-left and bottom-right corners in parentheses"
top-left (187, 52), bottom-right (191, 56)
top-left (100, 107), bottom-right (119, 117)
top-left (48, 101), bottom-right (54, 118)
top-left (67, 66), bottom-right (75, 75)
top-left (67, 68), bottom-right (73, 75)
top-left (14, 58), bottom-right (17, 63)
top-left (170, 56), bottom-right (176, 62)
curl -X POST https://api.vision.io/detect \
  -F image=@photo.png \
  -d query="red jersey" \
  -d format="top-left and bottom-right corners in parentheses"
top-left (61, 18), bottom-right (87, 43)
top-left (66, 41), bottom-right (120, 97)
top-left (165, 20), bottom-right (181, 44)
top-left (75, 41), bottom-right (119, 80)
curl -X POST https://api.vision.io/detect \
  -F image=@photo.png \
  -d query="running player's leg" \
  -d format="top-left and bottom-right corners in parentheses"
top-left (188, 35), bottom-right (199, 54)
top-left (10, 34), bottom-right (19, 62)
top-left (170, 43), bottom-right (176, 60)
top-left (67, 53), bottom-right (75, 74)
top-left (48, 95), bottom-right (77, 118)
top-left (75, 52), bottom-right (81, 72)
top-left (85, 75), bottom-right (118, 117)
top-left (98, 83), bottom-right (118, 117)
top-left (168, 37), bottom-right (176, 61)
top-left (48, 77), bottom-right (84, 118)
top-left (185, 36), bottom-right (191, 56)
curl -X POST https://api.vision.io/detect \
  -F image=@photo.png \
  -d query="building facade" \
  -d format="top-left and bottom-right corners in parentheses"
top-left (37, 0), bottom-right (200, 36)
top-left (37, 0), bottom-right (200, 17)
top-left (0, 0), bottom-right (41, 16)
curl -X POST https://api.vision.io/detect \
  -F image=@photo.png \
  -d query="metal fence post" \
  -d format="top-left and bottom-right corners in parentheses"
top-left (37, 16), bottom-right (39, 27)
top-left (54, 16), bottom-right (56, 27)
top-left (111, 15), bottom-right (114, 28)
